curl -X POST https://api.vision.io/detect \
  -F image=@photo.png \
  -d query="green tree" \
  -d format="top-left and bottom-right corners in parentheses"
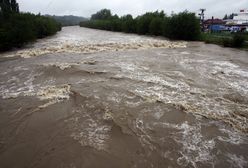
top-left (228, 13), bottom-right (235, 19)
top-left (0, 0), bottom-right (19, 15)
top-left (80, 9), bottom-right (201, 41)
top-left (10, 0), bottom-right (19, 13)
top-left (223, 14), bottom-right (228, 20)
top-left (149, 17), bottom-right (163, 35)
top-left (136, 11), bottom-right (165, 35)
top-left (0, 3), bottom-right (61, 51)
top-left (136, 13), bottom-right (153, 35)
top-left (165, 12), bottom-right (200, 40)
top-left (91, 9), bottom-right (112, 20)
top-left (121, 14), bottom-right (136, 33)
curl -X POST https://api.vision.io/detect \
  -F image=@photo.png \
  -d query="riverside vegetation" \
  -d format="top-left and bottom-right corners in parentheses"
top-left (80, 9), bottom-right (201, 41)
top-left (0, 0), bottom-right (61, 51)
top-left (46, 15), bottom-right (88, 27)
top-left (80, 9), bottom-right (247, 48)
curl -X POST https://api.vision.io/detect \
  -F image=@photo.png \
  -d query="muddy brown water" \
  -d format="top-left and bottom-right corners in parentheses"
top-left (0, 26), bottom-right (248, 168)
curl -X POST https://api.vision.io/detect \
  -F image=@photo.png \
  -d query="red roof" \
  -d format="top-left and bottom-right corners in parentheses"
top-left (204, 19), bottom-right (225, 25)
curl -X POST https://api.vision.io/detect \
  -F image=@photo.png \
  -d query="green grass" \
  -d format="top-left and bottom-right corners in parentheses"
top-left (201, 32), bottom-right (248, 49)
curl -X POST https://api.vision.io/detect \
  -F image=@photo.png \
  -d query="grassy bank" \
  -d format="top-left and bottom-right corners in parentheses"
top-left (80, 9), bottom-right (201, 41)
top-left (201, 33), bottom-right (248, 49)
top-left (0, 0), bottom-right (61, 51)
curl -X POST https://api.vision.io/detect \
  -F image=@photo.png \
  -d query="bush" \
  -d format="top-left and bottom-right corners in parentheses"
top-left (232, 34), bottom-right (245, 48)
top-left (201, 33), bottom-right (246, 48)
top-left (222, 37), bottom-right (232, 47)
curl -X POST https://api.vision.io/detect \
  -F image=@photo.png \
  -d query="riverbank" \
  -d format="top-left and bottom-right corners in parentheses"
top-left (80, 9), bottom-right (248, 50)
top-left (80, 10), bottom-right (201, 41)
top-left (201, 32), bottom-right (248, 49)
top-left (0, 13), bottom-right (61, 52)
top-left (0, 1), bottom-right (61, 51)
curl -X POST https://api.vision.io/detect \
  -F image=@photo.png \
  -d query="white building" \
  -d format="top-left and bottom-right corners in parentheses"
top-left (227, 9), bottom-right (248, 25)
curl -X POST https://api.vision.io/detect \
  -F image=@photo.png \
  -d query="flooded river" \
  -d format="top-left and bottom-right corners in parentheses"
top-left (0, 26), bottom-right (248, 168)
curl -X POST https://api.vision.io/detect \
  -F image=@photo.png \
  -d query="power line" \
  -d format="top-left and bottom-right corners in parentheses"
top-left (198, 9), bottom-right (206, 31)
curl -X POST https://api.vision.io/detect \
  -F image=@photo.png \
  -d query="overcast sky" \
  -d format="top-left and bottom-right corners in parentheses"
top-left (18, 0), bottom-right (247, 19)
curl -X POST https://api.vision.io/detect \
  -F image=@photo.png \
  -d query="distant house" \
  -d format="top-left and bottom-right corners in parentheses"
top-left (225, 10), bottom-right (248, 32)
top-left (203, 18), bottom-right (226, 32)
top-left (231, 9), bottom-right (248, 25)
top-left (203, 10), bottom-right (248, 33)
top-left (204, 18), bottom-right (225, 26)
top-left (225, 10), bottom-right (248, 25)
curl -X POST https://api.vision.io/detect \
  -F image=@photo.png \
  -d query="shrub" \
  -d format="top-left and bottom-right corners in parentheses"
top-left (232, 34), bottom-right (245, 48)
top-left (201, 33), bottom-right (246, 48)
top-left (222, 37), bottom-right (232, 47)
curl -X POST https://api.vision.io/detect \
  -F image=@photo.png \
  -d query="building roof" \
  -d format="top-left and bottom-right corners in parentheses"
top-left (204, 19), bottom-right (225, 25)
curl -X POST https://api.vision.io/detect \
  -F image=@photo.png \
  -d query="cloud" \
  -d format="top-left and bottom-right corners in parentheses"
top-left (18, 0), bottom-right (248, 18)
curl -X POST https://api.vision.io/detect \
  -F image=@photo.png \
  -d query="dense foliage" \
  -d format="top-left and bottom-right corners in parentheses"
top-left (0, 0), bottom-right (61, 51)
top-left (80, 9), bottom-right (201, 41)
top-left (91, 9), bottom-right (112, 20)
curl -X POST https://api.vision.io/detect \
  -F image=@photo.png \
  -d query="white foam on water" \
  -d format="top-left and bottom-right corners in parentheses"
top-left (71, 123), bottom-right (111, 151)
top-left (133, 84), bottom-right (248, 132)
top-left (218, 128), bottom-right (248, 145)
top-left (0, 72), bottom-right (37, 99)
top-left (116, 62), bottom-right (190, 91)
top-left (135, 119), bottom-right (156, 152)
top-left (153, 121), bottom-right (215, 167)
top-left (176, 122), bottom-right (215, 168)
top-left (42, 62), bottom-right (80, 70)
top-left (153, 110), bottom-right (164, 120)
top-left (226, 153), bottom-right (248, 168)
top-left (37, 84), bottom-right (71, 101)
top-left (121, 56), bottom-right (248, 133)
top-left (180, 51), bottom-right (190, 55)
top-left (0, 67), bottom-right (71, 108)
top-left (3, 40), bottom-right (187, 58)
top-left (67, 107), bottom-right (112, 151)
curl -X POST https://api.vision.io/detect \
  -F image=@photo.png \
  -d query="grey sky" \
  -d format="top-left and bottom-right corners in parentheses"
top-left (18, 0), bottom-right (248, 19)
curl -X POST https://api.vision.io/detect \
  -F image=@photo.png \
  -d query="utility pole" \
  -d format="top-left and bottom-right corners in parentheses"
top-left (198, 9), bottom-right (206, 32)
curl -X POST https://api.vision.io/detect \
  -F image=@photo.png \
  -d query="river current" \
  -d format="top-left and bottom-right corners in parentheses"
top-left (0, 26), bottom-right (248, 168)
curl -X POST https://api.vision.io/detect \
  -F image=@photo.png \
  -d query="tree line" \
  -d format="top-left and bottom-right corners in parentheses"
top-left (46, 15), bottom-right (88, 27)
top-left (223, 13), bottom-right (236, 20)
top-left (0, 0), bottom-right (61, 51)
top-left (80, 9), bottom-right (201, 41)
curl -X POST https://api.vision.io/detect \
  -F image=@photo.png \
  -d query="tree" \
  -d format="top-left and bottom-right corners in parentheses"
top-left (223, 14), bottom-right (228, 20)
top-left (80, 10), bottom-right (201, 41)
top-left (228, 13), bottom-right (234, 19)
top-left (121, 14), bottom-right (136, 33)
top-left (0, 0), bottom-right (19, 19)
top-left (91, 9), bottom-right (112, 20)
top-left (136, 11), bottom-right (165, 35)
top-left (149, 17), bottom-right (163, 35)
top-left (166, 12), bottom-right (200, 40)
top-left (10, 0), bottom-right (19, 13)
